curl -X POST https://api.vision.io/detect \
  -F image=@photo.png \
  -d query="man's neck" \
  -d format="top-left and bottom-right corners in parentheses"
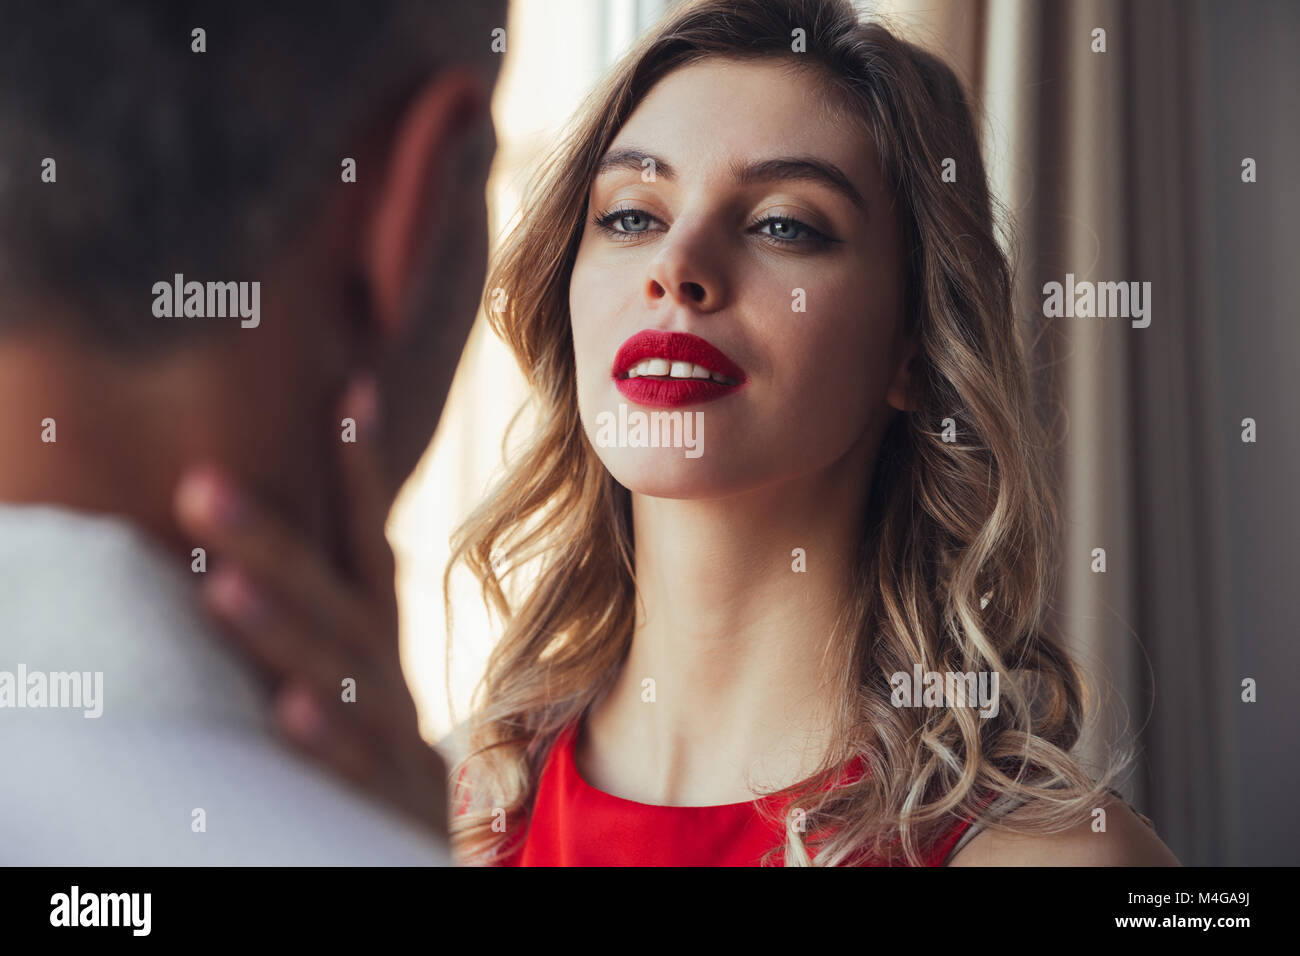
top-left (0, 327), bottom-right (335, 561)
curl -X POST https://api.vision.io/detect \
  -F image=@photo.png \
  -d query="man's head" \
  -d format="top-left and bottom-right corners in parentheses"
top-left (0, 0), bottom-right (505, 536)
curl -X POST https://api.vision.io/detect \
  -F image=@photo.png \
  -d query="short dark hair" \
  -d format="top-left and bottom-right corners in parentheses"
top-left (0, 0), bottom-right (504, 348)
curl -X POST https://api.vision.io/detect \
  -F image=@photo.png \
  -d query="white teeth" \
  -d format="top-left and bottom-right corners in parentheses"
top-left (623, 357), bottom-right (738, 384)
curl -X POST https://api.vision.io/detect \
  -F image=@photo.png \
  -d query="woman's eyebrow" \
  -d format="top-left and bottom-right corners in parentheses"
top-left (735, 156), bottom-right (867, 211)
top-left (595, 147), bottom-right (866, 212)
top-left (596, 147), bottom-right (678, 180)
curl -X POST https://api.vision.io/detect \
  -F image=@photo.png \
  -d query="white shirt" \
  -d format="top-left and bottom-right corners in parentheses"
top-left (0, 503), bottom-right (452, 865)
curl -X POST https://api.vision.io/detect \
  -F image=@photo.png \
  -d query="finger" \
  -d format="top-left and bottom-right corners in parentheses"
top-left (336, 375), bottom-right (398, 607)
top-left (175, 465), bottom-right (375, 648)
top-left (273, 680), bottom-right (377, 791)
top-left (203, 563), bottom-right (408, 737)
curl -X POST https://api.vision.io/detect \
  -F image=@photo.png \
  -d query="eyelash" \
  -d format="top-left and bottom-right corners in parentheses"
top-left (591, 205), bottom-right (837, 248)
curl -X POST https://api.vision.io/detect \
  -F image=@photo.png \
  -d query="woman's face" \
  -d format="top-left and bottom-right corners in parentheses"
top-left (569, 56), bottom-right (913, 499)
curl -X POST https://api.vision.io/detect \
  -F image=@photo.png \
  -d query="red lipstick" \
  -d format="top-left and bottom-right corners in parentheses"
top-left (611, 330), bottom-right (748, 408)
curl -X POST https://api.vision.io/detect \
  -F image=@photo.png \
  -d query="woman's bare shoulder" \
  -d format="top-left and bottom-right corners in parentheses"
top-left (948, 793), bottom-right (1181, 866)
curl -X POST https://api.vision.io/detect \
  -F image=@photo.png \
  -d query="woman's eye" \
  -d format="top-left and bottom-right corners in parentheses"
top-left (593, 207), bottom-right (659, 237)
top-left (753, 216), bottom-right (828, 244)
top-left (615, 211), bottom-right (651, 232)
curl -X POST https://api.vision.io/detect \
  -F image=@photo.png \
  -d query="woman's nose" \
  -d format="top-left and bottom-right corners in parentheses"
top-left (643, 227), bottom-right (728, 312)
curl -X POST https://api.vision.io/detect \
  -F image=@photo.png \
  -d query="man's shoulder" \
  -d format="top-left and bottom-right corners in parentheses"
top-left (0, 504), bottom-right (452, 865)
top-left (0, 718), bottom-right (452, 866)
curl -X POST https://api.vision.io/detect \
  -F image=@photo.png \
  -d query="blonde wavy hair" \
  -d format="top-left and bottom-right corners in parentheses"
top-left (447, 0), bottom-right (1130, 865)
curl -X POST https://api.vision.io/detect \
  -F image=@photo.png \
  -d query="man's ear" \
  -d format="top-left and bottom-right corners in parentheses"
top-left (363, 67), bottom-right (490, 339)
top-left (885, 339), bottom-right (920, 412)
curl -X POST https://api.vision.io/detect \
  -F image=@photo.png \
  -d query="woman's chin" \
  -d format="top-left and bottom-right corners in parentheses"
top-left (599, 451), bottom-right (761, 501)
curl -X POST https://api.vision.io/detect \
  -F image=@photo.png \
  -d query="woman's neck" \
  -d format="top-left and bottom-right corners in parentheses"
top-left (580, 449), bottom-right (876, 806)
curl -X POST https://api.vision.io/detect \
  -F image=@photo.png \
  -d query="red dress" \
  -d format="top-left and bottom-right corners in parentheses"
top-left (494, 721), bottom-right (974, 866)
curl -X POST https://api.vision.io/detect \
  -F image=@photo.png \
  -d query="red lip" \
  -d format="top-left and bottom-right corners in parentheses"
top-left (611, 330), bottom-right (748, 409)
